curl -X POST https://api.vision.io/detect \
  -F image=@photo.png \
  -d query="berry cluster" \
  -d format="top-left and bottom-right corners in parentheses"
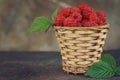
top-left (55, 3), bottom-right (106, 27)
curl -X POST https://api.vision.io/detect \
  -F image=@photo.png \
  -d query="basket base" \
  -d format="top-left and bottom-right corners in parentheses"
top-left (62, 65), bottom-right (88, 74)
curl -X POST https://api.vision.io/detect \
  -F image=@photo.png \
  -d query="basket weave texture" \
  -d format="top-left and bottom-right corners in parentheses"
top-left (54, 24), bottom-right (110, 74)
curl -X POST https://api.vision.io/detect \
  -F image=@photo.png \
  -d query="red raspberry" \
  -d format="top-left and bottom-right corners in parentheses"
top-left (96, 18), bottom-right (104, 25)
top-left (79, 3), bottom-right (88, 10)
top-left (89, 13), bottom-right (98, 22)
top-left (82, 7), bottom-right (94, 18)
top-left (59, 8), bottom-right (71, 17)
top-left (77, 22), bottom-right (82, 27)
top-left (81, 19), bottom-right (88, 26)
top-left (64, 17), bottom-right (77, 27)
top-left (82, 20), bottom-right (98, 27)
top-left (71, 12), bottom-right (82, 22)
top-left (71, 7), bottom-right (81, 13)
top-left (55, 15), bottom-right (64, 26)
top-left (97, 11), bottom-right (106, 23)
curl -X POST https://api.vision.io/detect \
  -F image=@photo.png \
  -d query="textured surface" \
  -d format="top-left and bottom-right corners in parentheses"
top-left (0, 50), bottom-right (120, 80)
top-left (54, 24), bottom-right (109, 73)
top-left (0, 0), bottom-right (120, 51)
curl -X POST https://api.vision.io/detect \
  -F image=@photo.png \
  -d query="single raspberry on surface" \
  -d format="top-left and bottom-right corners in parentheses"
top-left (55, 15), bottom-right (65, 26)
top-left (79, 3), bottom-right (88, 10)
top-left (64, 17), bottom-right (78, 27)
top-left (59, 8), bottom-right (71, 17)
top-left (97, 11), bottom-right (106, 24)
top-left (82, 20), bottom-right (98, 27)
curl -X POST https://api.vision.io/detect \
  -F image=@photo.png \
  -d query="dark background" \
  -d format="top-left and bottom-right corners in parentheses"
top-left (0, 0), bottom-right (120, 51)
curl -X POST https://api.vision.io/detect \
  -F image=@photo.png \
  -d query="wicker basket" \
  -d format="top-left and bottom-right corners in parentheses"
top-left (54, 23), bottom-right (110, 74)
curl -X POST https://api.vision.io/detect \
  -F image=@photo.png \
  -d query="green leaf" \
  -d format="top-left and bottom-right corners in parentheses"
top-left (51, 8), bottom-right (58, 22)
top-left (28, 17), bottom-right (53, 33)
top-left (101, 54), bottom-right (116, 69)
top-left (115, 66), bottom-right (120, 75)
top-left (85, 61), bottom-right (115, 78)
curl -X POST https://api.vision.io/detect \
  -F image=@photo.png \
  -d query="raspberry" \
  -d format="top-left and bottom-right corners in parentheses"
top-left (89, 13), bottom-right (98, 22)
top-left (96, 18), bottom-right (104, 25)
top-left (71, 12), bottom-right (82, 22)
top-left (77, 22), bottom-right (82, 27)
top-left (82, 20), bottom-right (98, 27)
top-left (55, 15), bottom-right (64, 26)
top-left (79, 3), bottom-right (88, 10)
top-left (81, 19), bottom-right (88, 26)
top-left (59, 8), bottom-right (71, 17)
top-left (71, 7), bottom-right (81, 13)
top-left (64, 17), bottom-right (77, 27)
top-left (82, 7), bottom-right (94, 17)
top-left (97, 11), bottom-right (106, 23)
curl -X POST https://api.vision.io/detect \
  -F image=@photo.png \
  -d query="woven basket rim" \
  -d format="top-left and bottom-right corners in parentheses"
top-left (53, 23), bottom-right (110, 29)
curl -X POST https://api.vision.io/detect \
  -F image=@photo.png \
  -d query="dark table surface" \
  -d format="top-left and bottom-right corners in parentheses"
top-left (0, 50), bottom-right (120, 80)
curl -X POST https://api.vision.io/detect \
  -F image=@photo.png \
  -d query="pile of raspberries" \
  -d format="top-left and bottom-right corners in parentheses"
top-left (55, 3), bottom-right (106, 27)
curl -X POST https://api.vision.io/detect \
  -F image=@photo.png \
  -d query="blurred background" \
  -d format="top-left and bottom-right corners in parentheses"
top-left (0, 0), bottom-right (120, 51)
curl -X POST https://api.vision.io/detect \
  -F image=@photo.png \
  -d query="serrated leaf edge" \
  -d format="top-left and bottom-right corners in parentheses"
top-left (85, 61), bottom-right (115, 79)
